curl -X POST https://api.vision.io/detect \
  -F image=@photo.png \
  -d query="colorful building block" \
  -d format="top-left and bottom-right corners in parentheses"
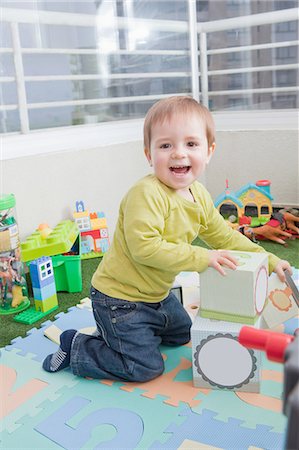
top-left (29, 256), bottom-right (54, 288)
top-left (29, 256), bottom-right (58, 312)
top-left (21, 220), bottom-right (79, 262)
top-left (33, 283), bottom-right (56, 301)
top-left (73, 201), bottom-right (110, 259)
top-left (191, 314), bottom-right (262, 392)
top-left (35, 294), bottom-right (58, 312)
top-left (200, 251), bottom-right (268, 324)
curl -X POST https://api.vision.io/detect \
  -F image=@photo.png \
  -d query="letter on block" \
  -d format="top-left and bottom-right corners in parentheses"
top-left (200, 251), bottom-right (268, 324)
top-left (191, 314), bottom-right (261, 392)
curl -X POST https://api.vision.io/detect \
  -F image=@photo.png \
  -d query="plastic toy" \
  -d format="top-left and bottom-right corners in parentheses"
top-left (200, 251), bottom-right (268, 324)
top-left (14, 256), bottom-right (58, 324)
top-left (73, 201), bottom-right (110, 259)
top-left (239, 326), bottom-right (299, 450)
top-left (0, 194), bottom-right (29, 315)
top-left (215, 179), bottom-right (273, 226)
top-left (20, 220), bottom-right (82, 293)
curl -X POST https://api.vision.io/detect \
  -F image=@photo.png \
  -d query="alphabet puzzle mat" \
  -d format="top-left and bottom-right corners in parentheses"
top-left (1, 269), bottom-right (299, 450)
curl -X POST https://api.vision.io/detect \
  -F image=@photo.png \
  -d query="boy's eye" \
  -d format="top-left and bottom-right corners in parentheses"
top-left (160, 143), bottom-right (171, 149)
top-left (187, 141), bottom-right (198, 147)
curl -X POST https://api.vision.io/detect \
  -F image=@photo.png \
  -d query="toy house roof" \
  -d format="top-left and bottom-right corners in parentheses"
top-left (214, 192), bottom-right (243, 208)
top-left (235, 183), bottom-right (274, 201)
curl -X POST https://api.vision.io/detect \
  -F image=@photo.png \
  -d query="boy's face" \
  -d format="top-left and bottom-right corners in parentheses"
top-left (144, 112), bottom-right (215, 195)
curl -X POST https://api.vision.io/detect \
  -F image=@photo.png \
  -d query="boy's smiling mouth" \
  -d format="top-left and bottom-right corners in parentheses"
top-left (170, 165), bottom-right (191, 174)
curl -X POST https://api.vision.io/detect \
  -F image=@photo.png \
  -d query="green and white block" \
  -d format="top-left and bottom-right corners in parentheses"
top-left (200, 251), bottom-right (268, 324)
top-left (191, 314), bottom-right (262, 392)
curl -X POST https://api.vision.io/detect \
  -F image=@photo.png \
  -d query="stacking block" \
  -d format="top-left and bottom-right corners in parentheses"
top-left (29, 257), bottom-right (54, 288)
top-left (99, 228), bottom-right (109, 238)
top-left (33, 283), bottom-right (56, 301)
top-left (98, 238), bottom-right (109, 252)
top-left (35, 293), bottom-right (58, 312)
top-left (200, 251), bottom-right (268, 324)
top-left (21, 220), bottom-right (79, 262)
top-left (262, 269), bottom-right (299, 329)
top-left (191, 314), bottom-right (261, 392)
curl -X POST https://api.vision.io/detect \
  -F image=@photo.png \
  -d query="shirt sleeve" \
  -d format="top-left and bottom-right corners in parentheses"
top-left (122, 184), bottom-right (210, 273)
top-left (198, 188), bottom-right (280, 273)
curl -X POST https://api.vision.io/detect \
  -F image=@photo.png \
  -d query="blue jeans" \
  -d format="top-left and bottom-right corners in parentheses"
top-left (70, 286), bottom-right (192, 382)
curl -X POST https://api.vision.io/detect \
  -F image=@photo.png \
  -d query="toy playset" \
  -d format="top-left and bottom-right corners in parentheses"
top-left (214, 179), bottom-right (273, 227)
top-left (73, 201), bottom-right (110, 259)
top-left (0, 194), bottom-right (29, 315)
top-left (20, 220), bottom-right (82, 294)
top-left (13, 220), bottom-right (81, 324)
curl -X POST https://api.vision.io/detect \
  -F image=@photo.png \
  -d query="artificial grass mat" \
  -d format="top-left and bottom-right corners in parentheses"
top-left (1, 238), bottom-right (298, 348)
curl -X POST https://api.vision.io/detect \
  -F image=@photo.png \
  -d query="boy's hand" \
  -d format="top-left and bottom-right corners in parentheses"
top-left (274, 260), bottom-right (292, 282)
top-left (208, 250), bottom-right (238, 276)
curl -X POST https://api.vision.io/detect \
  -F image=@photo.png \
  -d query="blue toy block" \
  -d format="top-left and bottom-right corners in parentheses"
top-left (33, 283), bottom-right (56, 301)
top-left (30, 272), bottom-right (54, 289)
top-left (99, 238), bottom-right (109, 252)
top-left (29, 257), bottom-right (55, 289)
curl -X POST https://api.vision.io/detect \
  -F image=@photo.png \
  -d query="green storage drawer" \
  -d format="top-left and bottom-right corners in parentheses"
top-left (51, 235), bottom-right (82, 293)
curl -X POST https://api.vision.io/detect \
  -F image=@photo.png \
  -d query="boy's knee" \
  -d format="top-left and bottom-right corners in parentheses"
top-left (133, 359), bottom-right (164, 382)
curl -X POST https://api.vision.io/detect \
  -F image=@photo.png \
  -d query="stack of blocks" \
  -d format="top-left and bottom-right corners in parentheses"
top-left (191, 251), bottom-right (268, 393)
top-left (73, 201), bottom-right (110, 259)
top-left (29, 256), bottom-right (58, 313)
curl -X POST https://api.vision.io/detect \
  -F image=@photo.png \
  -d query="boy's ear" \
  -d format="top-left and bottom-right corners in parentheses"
top-left (144, 148), bottom-right (152, 165)
top-left (207, 142), bottom-right (216, 164)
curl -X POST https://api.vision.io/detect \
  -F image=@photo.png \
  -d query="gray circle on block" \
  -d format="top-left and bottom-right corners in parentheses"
top-left (195, 335), bottom-right (255, 388)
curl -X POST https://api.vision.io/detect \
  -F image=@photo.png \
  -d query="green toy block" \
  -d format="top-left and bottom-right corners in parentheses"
top-left (13, 305), bottom-right (58, 324)
top-left (81, 251), bottom-right (103, 260)
top-left (35, 293), bottom-right (58, 313)
top-left (20, 220), bottom-right (79, 262)
top-left (51, 236), bottom-right (82, 292)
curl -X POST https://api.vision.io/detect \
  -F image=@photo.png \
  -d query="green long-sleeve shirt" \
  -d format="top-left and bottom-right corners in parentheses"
top-left (92, 174), bottom-right (280, 302)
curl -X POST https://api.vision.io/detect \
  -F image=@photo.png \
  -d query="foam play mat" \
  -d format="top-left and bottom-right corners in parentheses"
top-left (1, 271), bottom-right (299, 450)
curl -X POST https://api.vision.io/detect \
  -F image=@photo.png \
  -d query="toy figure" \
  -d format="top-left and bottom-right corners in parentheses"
top-left (237, 209), bottom-right (299, 245)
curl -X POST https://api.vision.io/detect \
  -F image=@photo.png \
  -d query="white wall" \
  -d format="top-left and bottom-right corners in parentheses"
top-left (2, 141), bottom-right (149, 240)
top-left (2, 129), bottom-right (298, 241)
top-left (206, 129), bottom-right (299, 206)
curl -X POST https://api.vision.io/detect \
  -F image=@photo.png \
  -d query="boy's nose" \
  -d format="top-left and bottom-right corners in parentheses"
top-left (172, 145), bottom-right (186, 158)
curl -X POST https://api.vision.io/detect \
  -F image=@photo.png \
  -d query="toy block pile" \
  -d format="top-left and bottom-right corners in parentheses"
top-left (191, 251), bottom-right (269, 393)
top-left (73, 201), bottom-right (110, 259)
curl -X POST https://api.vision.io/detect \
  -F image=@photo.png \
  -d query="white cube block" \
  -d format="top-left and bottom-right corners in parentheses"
top-left (172, 271), bottom-right (200, 320)
top-left (200, 251), bottom-right (268, 324)
top-left (191, 314), bottom-right (261, 392)
top-left (262, 269), bottom-right (298, 329)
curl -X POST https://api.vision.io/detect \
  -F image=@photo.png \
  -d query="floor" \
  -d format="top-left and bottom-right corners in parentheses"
top-left (1, 272), bottom-right (299, 450)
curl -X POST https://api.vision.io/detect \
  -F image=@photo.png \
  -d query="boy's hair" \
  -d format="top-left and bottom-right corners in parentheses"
top-left (143, 96), bottom-right (215, 149)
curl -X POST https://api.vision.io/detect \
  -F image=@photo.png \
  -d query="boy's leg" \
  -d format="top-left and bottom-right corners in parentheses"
top-left (66, 288), bottom-right (166, 382)
top-left (159, 292), bottom-right (192, 346)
